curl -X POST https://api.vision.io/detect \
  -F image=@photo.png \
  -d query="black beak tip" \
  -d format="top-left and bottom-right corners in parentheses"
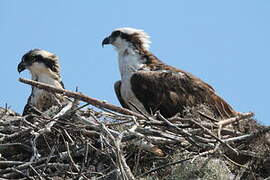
top-left (102, 37), bottom-right (110, 47)
top-left (17, 67), bottom-right (22, 73)
top-left (17, 62), bottom-right (25, 73)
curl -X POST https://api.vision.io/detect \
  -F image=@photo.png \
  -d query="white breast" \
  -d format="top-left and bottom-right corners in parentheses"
top-left (118, 50), bottom-right (149, 115)
top-left (29, 68), bottom-right (63, 107)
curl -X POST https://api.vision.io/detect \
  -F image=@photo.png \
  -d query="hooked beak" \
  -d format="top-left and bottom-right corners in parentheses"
top-left (102, 36), bottom-right (111, 47)
top-left (17, 61), bottom-right (26, 73)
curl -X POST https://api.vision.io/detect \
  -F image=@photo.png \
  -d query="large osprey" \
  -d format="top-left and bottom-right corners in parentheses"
top-left (102, 27), bottom-right (237, 118)
top-left (17, 49), bottom-right (68, 115)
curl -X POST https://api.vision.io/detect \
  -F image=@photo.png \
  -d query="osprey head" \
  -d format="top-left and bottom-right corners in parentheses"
top-left (102, 27), bottom-right (151, 51)
top-left (17, 49), bottom-right (60, 76)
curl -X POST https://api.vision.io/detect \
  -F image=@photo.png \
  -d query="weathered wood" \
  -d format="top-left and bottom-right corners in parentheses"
top-left (19, 78), bottom-right (146, 119)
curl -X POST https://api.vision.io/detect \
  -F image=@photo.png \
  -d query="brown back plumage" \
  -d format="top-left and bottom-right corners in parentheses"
top-left (130, 51), bottom-right (237, 118)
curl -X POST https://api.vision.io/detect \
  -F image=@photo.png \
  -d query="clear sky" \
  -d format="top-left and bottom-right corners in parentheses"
top-left (1, 1), bottom-right (269, 125)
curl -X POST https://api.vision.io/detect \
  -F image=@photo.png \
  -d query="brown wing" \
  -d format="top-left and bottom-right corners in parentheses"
top-left (22, 103), bottom-right (42, 116)
top-left (114, 80), bottom-right (130, 109)
top-left (22, 89), bottom-right (43, 116)
top-left (130, 70), bottom-right (236, 118)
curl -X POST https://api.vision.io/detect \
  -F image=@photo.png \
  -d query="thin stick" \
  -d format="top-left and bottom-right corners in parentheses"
top-left (65, 142), bottom-right (80, 172)
top-left (189, 119), bottom-right (238, 155)
top-left (19, 78), bottom-right (145, 119)
top-left (137, 157), bottom-right (193, 177)
top-left (217, 112), bottom-right (254, 127)
top-left (224, 126), bottom-right (270, 143)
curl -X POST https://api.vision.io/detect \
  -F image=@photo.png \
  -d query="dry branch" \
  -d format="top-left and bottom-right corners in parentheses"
top-left (19, 78), bottom-right (145, 119)
top-left (217, 112), bottom-right (254, 127)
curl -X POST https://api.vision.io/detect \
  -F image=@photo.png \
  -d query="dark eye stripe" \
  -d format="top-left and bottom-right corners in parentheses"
top-left (33, 55), bottom-right (41, 62)
top-left (120, 33), bottom-right (129, 40)
top-left (111, 30), bottom-right (121, 38)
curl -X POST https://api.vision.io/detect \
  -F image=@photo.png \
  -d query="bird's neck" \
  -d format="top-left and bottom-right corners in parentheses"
top-left (28, 62), bottom-right (62, 87)
top-left (31, 72), bottom-right (62, 88)
top-left (117, 46), bottom-right (171, 76)
top-left (117, 47), bottom-right (147, 80)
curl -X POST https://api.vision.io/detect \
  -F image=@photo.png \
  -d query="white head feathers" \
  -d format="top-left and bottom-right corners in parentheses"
top-left (114, 27), bottom-right (151, 50)
top-left (32, 49), bottom-right (56, 59)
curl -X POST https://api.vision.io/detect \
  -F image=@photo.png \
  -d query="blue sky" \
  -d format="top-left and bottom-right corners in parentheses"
top-left (1, 1), bottom-right (269, 125)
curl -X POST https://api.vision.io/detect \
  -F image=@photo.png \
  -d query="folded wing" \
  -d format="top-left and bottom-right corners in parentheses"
top-left (130, 70), bottom-right (236, 118)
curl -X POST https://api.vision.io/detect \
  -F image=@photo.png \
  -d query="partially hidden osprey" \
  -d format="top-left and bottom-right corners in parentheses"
top-left (17, 49), bottom-right (68, 115)
top-left (102, 27), bottom-right (237, 119)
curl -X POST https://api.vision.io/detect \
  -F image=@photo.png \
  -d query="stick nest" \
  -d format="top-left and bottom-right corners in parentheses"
top-left (0, 104), bottom-right (269, 180)
top-left (0, 79), bottom-right (269, 180)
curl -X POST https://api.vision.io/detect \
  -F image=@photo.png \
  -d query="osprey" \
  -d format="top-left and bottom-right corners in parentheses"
top-left (102, 27), bottom-right (237, 118)
top-left (17, 49), bottom-right (68, 115)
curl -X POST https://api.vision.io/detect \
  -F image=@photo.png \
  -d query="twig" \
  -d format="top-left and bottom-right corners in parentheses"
top-left (34, 102), bottom-right (74, 144)
top-left (223, 154), bottom-right (249, 169)
top-left (0, 128), bottom-right (33, 142)
top-left (106, 119), bottom-right (135, 126)
top-left (137, 157), bottom-right (193, 177)
top-left (157, 112), bottom-right (200, 148)
top-left (41, 146), bottom-right (56, 174)
top-left (30, 133), bottom-right (40, 162)
top-left (65, 142), bottom-right (80, 172)
top-left (101, 124), bottom-right (136, 180)
top-left (224, 126), bottom-right (270, 143)
top-left (189, 118), bottom-right (239, 155)
top-left (198, 111), bottom-right (218, 122)
top-left (217, 112), bottom-right (254, 127)
top-left (53, 101), bottom-right (73, 119)
top-left (0, 162), bottom-right (36, 176)
top-left (78, 141), bottom-right (89, 178)
top-left (5, 167), bottom-right (35, 179)
top-left (62, 129), bottom-right (74, 145)
top-left (133, 146), bottom-right (142, 176)
top-left (29, 164), bottom-right (43, 180)
top-left (191, 143), bottom-right (220, 163)
top-left (0, 161), bottom-right (24, 166)
top-left (67, 103), bottom-right (90, 115)
top-left (95, 169), bottom-right (117, 180)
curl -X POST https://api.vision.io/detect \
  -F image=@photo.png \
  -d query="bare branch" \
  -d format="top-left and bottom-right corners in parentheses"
top-left (19, 78), bottom-right (145, 119)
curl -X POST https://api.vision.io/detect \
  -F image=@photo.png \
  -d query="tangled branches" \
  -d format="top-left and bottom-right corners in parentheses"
top-left (0, 78), bottom-right (269, 179)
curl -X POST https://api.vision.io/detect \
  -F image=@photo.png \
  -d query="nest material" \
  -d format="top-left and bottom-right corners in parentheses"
top-left (0, 103), bottom-right (269, 180)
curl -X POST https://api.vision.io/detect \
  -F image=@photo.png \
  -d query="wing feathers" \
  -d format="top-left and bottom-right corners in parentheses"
top-left (130, 70), bottom-right (236, 118)
top-left (114, 81), bottom-right (130, 109)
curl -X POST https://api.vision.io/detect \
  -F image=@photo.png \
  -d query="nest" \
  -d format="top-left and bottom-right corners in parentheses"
top-left (0, 78), bottom-right (269, 179)
top-left (0, 103), bottom-right (269, 180)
